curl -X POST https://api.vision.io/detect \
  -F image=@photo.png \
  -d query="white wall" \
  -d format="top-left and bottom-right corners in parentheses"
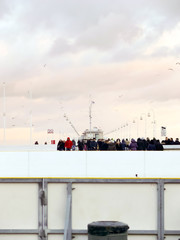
top-left (0, 151), bottom-right (180, 178)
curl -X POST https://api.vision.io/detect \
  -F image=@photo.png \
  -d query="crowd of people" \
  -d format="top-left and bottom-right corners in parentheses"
top-left (57, 137), bottom-right (180, 151)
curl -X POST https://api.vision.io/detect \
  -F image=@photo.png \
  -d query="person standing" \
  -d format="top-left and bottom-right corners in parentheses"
top-left (147, 139), bottom-right (156, 151)
top-left (155, 139), bottom-right (164, 151)
top-left (78, 140), bottom-right (84, 151)
top-left (107, 139), bottom-right (116, 151)
top-left (90, 138), bottom-right (97, 150)
top-left (129, 138), bottom-right (138, 151)
top-left (65, 137), bottom-right (73, 151)
top-left (116, 139), bottom-right (122, 151)
top-left (57, 140), bottom-right (65, 151)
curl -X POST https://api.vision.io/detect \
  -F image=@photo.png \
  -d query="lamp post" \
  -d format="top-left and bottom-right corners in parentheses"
top-left (28, 89), bottom-right (33, 145)
top-left (89, 101), bottom-right (95, 138)
top-left (3, 82), bottom-right (6, 144)
top-left (122, 124), bottom-right (126, 139)
top-left (140, 113), bottom-right (152, 139)
top-left (140, 113), bottom-right (147, 139)
top-left (120, 125), bottom-right (123, 139)
top-left (125, 122), bottom-right (131, 140)
top-left (148, 110), bottom-right (156, 139)
top-left (133, 118), bottom-right (139, 139)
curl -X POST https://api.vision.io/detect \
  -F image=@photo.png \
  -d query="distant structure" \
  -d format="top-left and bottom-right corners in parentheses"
top-left (81, 127), bottom-right (103, 140)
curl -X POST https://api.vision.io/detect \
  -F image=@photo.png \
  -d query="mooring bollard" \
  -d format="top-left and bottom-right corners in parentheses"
top-left (88, 221), bottom-right (129, 240)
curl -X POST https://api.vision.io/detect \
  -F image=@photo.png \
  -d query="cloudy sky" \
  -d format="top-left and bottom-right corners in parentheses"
top-left (0, 0), bottom-right (180, 144)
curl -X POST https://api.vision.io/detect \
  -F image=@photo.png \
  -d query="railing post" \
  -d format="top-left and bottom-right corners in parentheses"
top-left (39, 179), bottom-right (48, 240)
top-left (157, 179), bottom-right (164, 240)
top-left (64, 183), bottom-right (72, 240)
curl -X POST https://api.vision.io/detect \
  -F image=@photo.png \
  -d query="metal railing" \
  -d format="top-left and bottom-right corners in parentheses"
top-left (0, 178), bottom-right (180, 240)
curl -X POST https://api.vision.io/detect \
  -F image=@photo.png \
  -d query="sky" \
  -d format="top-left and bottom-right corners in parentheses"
top-left (0, 0), bottom-right (180, 144)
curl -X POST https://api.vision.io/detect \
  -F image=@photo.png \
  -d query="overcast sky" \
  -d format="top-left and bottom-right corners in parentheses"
top-left (0, 0), bottom-right (180, 144)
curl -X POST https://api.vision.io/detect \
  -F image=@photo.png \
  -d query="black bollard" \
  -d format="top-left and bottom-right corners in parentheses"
top-left (88, 221), bottom-right (129, 240)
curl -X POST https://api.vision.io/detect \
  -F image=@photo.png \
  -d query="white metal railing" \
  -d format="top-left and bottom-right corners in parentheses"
top-left (0, 178), bottom-right (180, 240)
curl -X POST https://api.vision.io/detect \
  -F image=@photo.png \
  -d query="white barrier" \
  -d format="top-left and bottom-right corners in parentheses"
top-left (0, 151), bottom-right (180, 178)
top-left (163, 145), bottom-right (180, 150)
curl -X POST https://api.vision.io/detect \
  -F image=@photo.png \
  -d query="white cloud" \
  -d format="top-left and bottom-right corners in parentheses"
top-left (1, 0), bottom-right (180, 143)
top-left (144, 22), bottom-right (180, 57)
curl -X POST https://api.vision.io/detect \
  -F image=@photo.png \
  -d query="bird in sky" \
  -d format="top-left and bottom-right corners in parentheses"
top-left (176, 62), bottom-right (180, 65)
top-left (168, 68), bottom-right (174, 71)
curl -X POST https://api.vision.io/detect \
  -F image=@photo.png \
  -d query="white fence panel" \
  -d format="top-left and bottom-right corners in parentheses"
top-left (72, 183), bottom-right (157, 230)
top-left (0, 183), bottom-right (38, 229)
top-left (164, 184), bottom-right (180, 230)
top-left (48, 183), bottom-right (67, 229)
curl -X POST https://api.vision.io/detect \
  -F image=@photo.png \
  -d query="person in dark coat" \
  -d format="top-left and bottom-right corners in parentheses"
top-left (86, 140), bottom-right (91, 150)
top-left (107, 139), bottom-right (116, 151)
top-left (129, 139), bottom-right (138, 151)
top-left (116, 139), bottom-right (122, 150)
top-left (121, 139), bottom-right (126, 150)
top-left (143, 139), bottom-right (148, 150)
top-left (164, 137), bottom-right (171, 145)
top-left (174, 138), bottom-right (180, 145)
top-left (57, 140), bottom-right (65, 151)
top-left (97, 139), bottom-right (103, 150)
top-left (101, 140), bottom-right (109, 150)
top-left (137, 138), bottom-right (144, 150)
top-left (147, 140), bottom-right (156, 151)
top-left (90, 138), bottom-right (97, 150)
top-left (138, 138), bottom-right (148, 150)
top-left (155, 140), bottom-right (164, 151)
top-left (78, 140), bottom-right (84, 151)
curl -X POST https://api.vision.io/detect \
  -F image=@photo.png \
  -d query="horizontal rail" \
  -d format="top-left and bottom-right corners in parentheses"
top-left (0, 229), bottom-right (39, 234)
top-left (1, 177), bottom-right (180, 183)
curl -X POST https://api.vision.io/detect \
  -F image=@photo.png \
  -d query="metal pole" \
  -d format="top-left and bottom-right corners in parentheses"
top-left (3, 82), bottom-right (6, 144)
top-left (89, 103), bottom-right (92, 138)
top-left (148, 109), bottom-right (156, 139)
top-left (129, 122), bottom-right (131, 140)
top-left (89, 101), bottom-right (95, 138)
top-left (152, 111), bottom-right (156, 139)
top-left (133, 118), bottom-right (139, 139)
top-left (29, 89), bottom-right (32, 145)
top-left (157, 180), bottom-right (164, 240)
top-left (140, 114), bottom-right (147, 139)
top-left (145, 117), bottom-right (147, 139)
top-left (64, 183), bottom-right (72, 240)
top-left (136, 120), bottom-right (139, 139)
